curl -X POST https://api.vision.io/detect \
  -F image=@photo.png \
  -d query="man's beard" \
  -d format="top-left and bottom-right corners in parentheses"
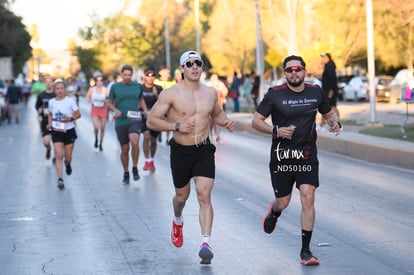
top-left (286, 78), bottom-right (304, 87)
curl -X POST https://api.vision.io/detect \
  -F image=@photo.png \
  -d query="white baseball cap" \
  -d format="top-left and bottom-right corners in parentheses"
top-left (179, 50), bottom-right (202, 66)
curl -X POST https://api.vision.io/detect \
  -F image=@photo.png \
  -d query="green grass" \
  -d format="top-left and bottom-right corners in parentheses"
top-left (340, 119), bottom-right (362, 126)
top-left (339, 119), bottom-right (414, 142)
top-left (359, 125), bottom-right (414, 142)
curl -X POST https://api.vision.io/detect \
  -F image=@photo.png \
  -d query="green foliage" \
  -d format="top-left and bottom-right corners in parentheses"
top-left (0, 5), bottom-right (32, 77)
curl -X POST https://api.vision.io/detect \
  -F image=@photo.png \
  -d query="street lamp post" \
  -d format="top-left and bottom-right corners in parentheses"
top-left (254, 0), bottom-right (265, 100)
top-left (194, 0), bottom-right (200, 53)
top-left (366, 0), bottom-right (378, 125)
top-left (164, 0), bottom-right (171, 70)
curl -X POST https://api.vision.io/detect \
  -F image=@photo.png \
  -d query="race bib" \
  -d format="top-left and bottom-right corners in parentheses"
top-left (52, 120), bottom-right (66, 132)
top-left (93, 100), bottom-right (105, 107)
top-left (127, 110), bottom-right (142, 121)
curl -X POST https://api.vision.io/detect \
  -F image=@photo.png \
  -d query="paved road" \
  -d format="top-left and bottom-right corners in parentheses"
top-left (0, 97), bottom-right (413, 275)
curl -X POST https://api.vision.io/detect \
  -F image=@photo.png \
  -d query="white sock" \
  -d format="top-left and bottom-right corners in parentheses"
top-left (145, 158), bottom-right (150, 162)
top-left (202, 235), bottom-right (210, 244)
top-left (174, 216), bottom-right (183, 225)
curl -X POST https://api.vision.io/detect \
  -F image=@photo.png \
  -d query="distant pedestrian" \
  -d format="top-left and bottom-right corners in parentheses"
top-left (47, 79), bottom-right (81, 189)
top-left (147, 50), bottom-right (235, 265)
top-left (251, 71), bottom-right (260, 109)
top-left (30, 76), bottom-right (46, 98)
top-left (86, 75), bottom-right (109, 151)
top-left (106, 65), bottom-right (148, 184)
top-left (5, 79), bottom-right (22, 124)
top-left (208, 73), bottom-right (228, 142)
top-left (229, 71), bottom-right (241, 112)
top-left (318, 52), bottom-right (340, 130)
top-left (252, 55), bottom-right (341, 266)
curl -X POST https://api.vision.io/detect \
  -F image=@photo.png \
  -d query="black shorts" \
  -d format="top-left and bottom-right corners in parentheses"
top-left (142, 118), bottom-right (160, 138)
top-left (170, 138), bottom-right (216, 189)
top-left (51, 128), bottom-right (77, 145)
top-left (269, 155), bottom-right (319, 198)
top-left (115, 121), bottom-right (143, 145)
top-left (40, 119), bottom-right (51, 137)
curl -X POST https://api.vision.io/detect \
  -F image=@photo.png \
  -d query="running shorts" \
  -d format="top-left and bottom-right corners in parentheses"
top-left (170, 138), bottom-right (216, 189)
top-left (269, 156), bottom-right (319, 198)
top-left (115, 121), bottom-right (143, 145)
top-left (51, 128), bottom-right (77, 145)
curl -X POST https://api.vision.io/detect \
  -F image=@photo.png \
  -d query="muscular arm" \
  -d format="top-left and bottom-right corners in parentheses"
top-left (146, 92), bottom-right (176, 132)
top-left (212, 102), bottom-right (235, 131)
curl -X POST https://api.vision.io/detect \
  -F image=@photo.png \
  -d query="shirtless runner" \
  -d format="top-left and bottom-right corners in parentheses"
top-left (147, 50), bottom-right (235, 264)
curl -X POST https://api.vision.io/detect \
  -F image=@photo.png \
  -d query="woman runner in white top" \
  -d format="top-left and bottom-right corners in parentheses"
top-left (47, 79), bottom-right (81, 189)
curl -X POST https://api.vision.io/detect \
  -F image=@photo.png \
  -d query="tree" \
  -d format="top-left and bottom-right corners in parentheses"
top-left (0, 2), bottom-right (32, 77)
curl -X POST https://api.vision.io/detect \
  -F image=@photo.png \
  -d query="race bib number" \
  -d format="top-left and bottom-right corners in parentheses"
top-left (52, 120), bottom-right (66, 132)
top-left (127, 110), bottom-right (142, 121)
top-left (93, 100), bottom-right (105, 107)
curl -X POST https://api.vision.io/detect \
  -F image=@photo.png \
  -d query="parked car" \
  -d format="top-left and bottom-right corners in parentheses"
top-left (343, 76), bottom-right (369, 101)
top-left (375, 75), bottom-right (393, 102)
top-left (305, 77), bottom-right (322, 88)
top-left (337, 75), bottom-right (355, 101)
top-left (389, 69), bottom-right (414, 103)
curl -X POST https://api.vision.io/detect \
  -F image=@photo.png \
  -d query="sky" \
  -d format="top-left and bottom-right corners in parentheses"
top-left (10, 0), bottom-right (141, 53)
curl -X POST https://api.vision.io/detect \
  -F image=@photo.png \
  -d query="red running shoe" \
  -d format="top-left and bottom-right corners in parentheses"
top-left (149, 161), bottom-right (156, 172)
top-left (143, 161), bottom-right (151, 171)
top-left (171, 221), bottom-right (183, 247)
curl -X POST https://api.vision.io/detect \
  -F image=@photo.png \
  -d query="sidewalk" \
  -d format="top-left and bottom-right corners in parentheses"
top-left (226, 99), bottom-right (414, 170)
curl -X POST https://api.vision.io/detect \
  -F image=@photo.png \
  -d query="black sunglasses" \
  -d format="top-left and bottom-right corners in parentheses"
top-left (184, 60), bottom-right (203, 68)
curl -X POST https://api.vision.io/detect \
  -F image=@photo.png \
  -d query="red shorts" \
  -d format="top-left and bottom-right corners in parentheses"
top-left (91, 106), bottom-right (108, 119)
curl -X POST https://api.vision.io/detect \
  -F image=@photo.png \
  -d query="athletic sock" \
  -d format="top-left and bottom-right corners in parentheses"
top-left (301, 229), bottom-right (313, 251)
top-left (202, 235), bottom-right (210, 244)
top-left (174, 216), bottom-right (183, 225)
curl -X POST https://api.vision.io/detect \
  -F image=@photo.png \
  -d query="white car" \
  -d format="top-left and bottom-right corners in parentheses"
top-left (343, 76), bottom-right (369, 101)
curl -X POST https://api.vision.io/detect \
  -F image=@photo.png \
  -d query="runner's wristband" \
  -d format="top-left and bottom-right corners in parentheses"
top-left (272, 125), bottom-right (279, 138)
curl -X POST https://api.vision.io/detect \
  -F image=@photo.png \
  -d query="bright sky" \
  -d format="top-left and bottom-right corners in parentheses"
top-left (10, 0), bottom-right (141, 52)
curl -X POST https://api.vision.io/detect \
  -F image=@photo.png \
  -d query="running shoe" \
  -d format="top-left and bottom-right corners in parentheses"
top-left (143, 161), bottom-right (151, 171)
top-left (45, 146), bottom-right (51, 160)
top-left (123, 172), bottom-right (130, 184)
top-left (171, 221), bottom-right (183, 247)
top-left (149, 161), bottom-right (155, 172)
top-left (94, 138), bottom-right (98, 148)
top-left (65, 161), bottom-right (72, 175)
top-left (199, 242), bottom-right (214, 264)
top-left (99, 144), bottom-right (103, 151)
top-left (300, 249), bottom-right (320, 266)
top-left (262, 203), bottom-right (278, 234)
top-left (57, 178), bottom-right (65, 189)
top-left (132, 167), bottom-right (140, 181)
